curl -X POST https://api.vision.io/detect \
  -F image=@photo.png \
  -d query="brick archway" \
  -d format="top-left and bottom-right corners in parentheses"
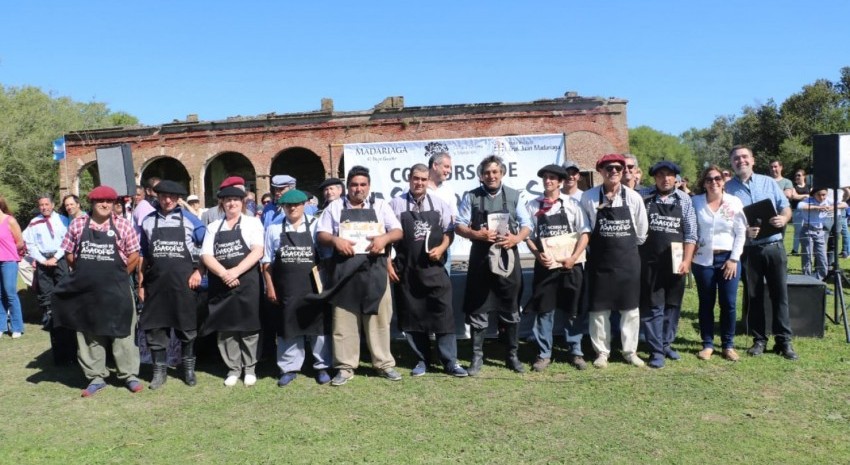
top-left (271, 147), bottom-right (325, 199)
top-left (203, 151), bottom-right (256, 207)
top-left (140, 156), bottom-right (192, 196)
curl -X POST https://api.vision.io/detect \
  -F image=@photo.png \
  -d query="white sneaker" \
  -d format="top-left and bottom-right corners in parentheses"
top-left (625, 353), bottom-right (646, 367)
top-left (11, 332), bottom-right (22, 339)
top-left (244, 374), bottom-right (257, 386)
top-left (223, 375), bottom-right (239, 387)
top-left (593, 355), bottom-right (609, 369)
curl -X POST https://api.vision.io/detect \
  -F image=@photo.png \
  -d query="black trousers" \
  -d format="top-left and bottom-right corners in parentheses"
top-left (36, 257), bottom-right (68, 310)
top-left (742, 241), bottom-right (793, 344)
top-left (145, 328), bottom-right (197, 352)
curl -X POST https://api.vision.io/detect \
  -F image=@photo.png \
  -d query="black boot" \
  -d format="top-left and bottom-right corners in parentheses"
top-left (467, 328), bottom-right (486, 376)
top-left (182, 341), bottom-right (197, 386)
top-left (505, 324), bottom-right (525, 373)
top-left (149, 349), bottom-right (168, 390)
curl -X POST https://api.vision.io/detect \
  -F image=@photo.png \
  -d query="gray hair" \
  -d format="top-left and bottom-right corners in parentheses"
top-left (477, 155), bottom-right (506, 178)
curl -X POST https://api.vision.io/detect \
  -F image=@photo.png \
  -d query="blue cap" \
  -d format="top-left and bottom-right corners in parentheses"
top-left (649, 161), bottom-right (680, 176)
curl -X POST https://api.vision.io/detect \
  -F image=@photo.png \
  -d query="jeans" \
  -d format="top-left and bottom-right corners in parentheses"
top-left (800, 227), bottom-right (828, 281)
top-left (406, 332), bottom-right (458, 369)
top-left (532, 310), bottom-right (586, 359)
top-left (641, 304), bottom-right (681, 358)
top-left (0, 261), bottom-right (24, 333)
top-left (693, 252), bottom-right (740, 350)
top-left (839, 213), bottom-right (850, 254)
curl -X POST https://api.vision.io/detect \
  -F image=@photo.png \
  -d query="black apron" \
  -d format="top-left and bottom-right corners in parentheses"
top-left (320, 198), bottom-right (389, 315)
top-left (201, 216), bottom-right (261, 335)
top-left (524, 199), bottom-right (584, 318)
top-left (52, 217), bottom-right (134, 337)
top-left (271, 218), bottom-right (330, 339)
top-left (394, 194), bottom-right (454, 333)
top-left (140, 211), bottom-right (197, 331)
top-left (587, 187), bottom-right (641, 311)
top-left (639, 192), bottom-right (685, 311)
top-left (462, 188), bottom-right (522, 315)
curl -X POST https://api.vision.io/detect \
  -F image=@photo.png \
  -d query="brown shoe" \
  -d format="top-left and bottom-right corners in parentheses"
top-left (722, 348), bottom-right (740, 362)
top-left (697, 348), bottom-right (713, 360)
top-left (532, 357), bottom-right (550, 372)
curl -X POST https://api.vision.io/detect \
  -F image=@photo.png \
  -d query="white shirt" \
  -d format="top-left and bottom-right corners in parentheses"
top-left (427, 182), bottom-right (459, 218)
top-left (692, 193), bottom-right (747, 266)
top-left (579, 184), bottom-right (648, 245)
top-left (201, 214), bottom-right (264, 257)
top-left (524, 193), bottom-right (591, 240)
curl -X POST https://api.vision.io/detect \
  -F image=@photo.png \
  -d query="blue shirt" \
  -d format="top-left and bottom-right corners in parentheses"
top-left (638, 187), bottom-right (698, 244)
top-left (725, 173), bottom-right (790, 245)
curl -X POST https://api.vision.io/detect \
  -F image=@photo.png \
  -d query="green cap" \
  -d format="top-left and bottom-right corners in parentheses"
top-left (277, 189), bottom-right (308, 205)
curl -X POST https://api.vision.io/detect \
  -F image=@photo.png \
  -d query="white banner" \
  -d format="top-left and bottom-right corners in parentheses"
top-left (343, 133), bottom-right (567, 258)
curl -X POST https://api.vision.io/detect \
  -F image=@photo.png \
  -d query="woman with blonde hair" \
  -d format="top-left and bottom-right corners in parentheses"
top-left (691, 165), bottom-right (747, 361)
top-left (0, 196), bottom-right (26, 338)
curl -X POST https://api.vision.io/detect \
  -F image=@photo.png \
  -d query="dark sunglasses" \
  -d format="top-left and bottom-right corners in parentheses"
top-left (625, 164), bottom-right (636, 170)
top-left (604, 165), bottom-right (624, 173)
top-left (262, 200), bottom-right (271, 205)
top-left (705, 176), bottom-right (724, 183)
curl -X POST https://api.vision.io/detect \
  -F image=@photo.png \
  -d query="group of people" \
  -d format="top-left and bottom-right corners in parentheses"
top-left (13, 144), bottom-right (808, 397)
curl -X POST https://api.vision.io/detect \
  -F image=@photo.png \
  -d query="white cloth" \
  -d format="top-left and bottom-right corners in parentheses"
top-left (22, 213), bottom-right (67, 264)
top-left (201, 214), bottom-right (264, 257)
top-left (524, 193), bottom-right (591, 240)
top-left (428, 183), bottom-right (459, 218)
top-left (692, 193), bottom-right (748, 266)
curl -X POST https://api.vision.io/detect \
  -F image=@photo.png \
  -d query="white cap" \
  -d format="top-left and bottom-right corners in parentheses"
top-left (187, 195), bottom-right (200, 202)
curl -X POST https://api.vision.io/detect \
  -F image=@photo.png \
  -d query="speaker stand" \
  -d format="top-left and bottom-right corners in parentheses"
top-left (827, 195), bottom-right (849, 343)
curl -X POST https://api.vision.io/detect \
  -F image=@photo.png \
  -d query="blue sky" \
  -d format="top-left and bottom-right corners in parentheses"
top-left (2, 1), bottom-right (848, 136)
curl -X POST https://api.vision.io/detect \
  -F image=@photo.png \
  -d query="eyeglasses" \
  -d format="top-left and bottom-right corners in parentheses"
top-left (705, 176), bottom-right (724, 183)
top-left (604, 165), bottom-right (624, 173)
top-left (625, 164), bottom-right (636, 170)
top-left (262, 200), bottom-right (271, 205)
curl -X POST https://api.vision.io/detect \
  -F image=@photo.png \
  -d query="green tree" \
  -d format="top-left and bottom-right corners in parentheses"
top-left (0, 85), bottom-right (138, 222)
top-left (628, 125), bottom-right (697, 186)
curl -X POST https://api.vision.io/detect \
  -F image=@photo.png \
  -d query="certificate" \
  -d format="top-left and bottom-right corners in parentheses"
top-left (339, 221), bottom-right (385, 254)
top-left (487, 213), bottom-right (510, 236)
top-left (670, 241), bottom-right (683, 274)
top-left (541, 232), bottom-right (585, 269)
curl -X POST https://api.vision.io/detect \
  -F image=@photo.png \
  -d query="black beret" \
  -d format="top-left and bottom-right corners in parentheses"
top-left (217, 186), bottom-right (247, 199)
top-left (318, 178), bottom-right (344, 190)
top-left (153, 180), bottom-right (188, 196)
top-left (537, 164), bottom-right (568, 179)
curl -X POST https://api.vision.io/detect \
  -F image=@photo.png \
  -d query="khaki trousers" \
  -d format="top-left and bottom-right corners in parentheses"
top-left (332, 284), bottom-right (395, 374)
top-left (589, 308), bottom-right (640, 358)
top-left (77, 311), bottom-right (140, 385)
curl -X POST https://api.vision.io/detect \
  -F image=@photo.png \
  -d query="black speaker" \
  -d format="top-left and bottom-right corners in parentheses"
top-left (95, 144), bottom-right (135, 196)
top-left (759, 274), bottom-right (827, 338)
top-left (812, 133), bottom-right (850, 189)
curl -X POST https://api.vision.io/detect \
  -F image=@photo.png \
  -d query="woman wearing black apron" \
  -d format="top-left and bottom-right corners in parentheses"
top-left (262, 189), bottom-right (332, 387)
top-left (52, 185), bottom-right (142, 397)
top-left (580, 154), bottom-right (648, 369)
top-left (388, 166), bottom-right (467, 378)
top-left (523, 165), bottom-right (590, 373)
top-left (200, 186), bottom-right (264, 387)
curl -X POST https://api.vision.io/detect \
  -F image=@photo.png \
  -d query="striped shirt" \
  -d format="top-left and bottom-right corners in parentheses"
top-left (61, 214), bottom-right (140, 264)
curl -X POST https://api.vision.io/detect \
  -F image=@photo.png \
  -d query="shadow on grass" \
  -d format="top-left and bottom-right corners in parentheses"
top-left (25, 349), bottom-right (83, 388)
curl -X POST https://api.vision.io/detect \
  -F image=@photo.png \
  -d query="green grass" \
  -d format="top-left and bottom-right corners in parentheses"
top-left (2, 238), bottom-right (850, 464)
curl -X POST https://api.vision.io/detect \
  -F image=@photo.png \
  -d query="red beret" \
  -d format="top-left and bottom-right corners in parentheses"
top-left (219, 176), bottom-right (245, 189)
top-left (88, 185), bottom-right (118, 201)
top-left (595, 154), bottom-right (626, 170)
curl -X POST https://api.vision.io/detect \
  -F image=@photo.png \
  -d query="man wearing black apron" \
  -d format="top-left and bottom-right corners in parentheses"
top-left (52, 186), bottom-right (142, 397)
top-left (262, 189), bottom-right (332, 387)
top-left (638, 161), bottom-right (697, 369)
top-left (388, 164), bottom-right (467, 378)
top-left (523, 164), bottom-right (590, 373)
top-left (138, 180), bottom-right (206, 389)
top-left (201, 186), bottom-right (265, 386)
top-left (579, 154), bottom-right (648, 368)
top-left (316, 166), bottom-right (403, 386)
top-left (456, 155), bottom-right (531, 376)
